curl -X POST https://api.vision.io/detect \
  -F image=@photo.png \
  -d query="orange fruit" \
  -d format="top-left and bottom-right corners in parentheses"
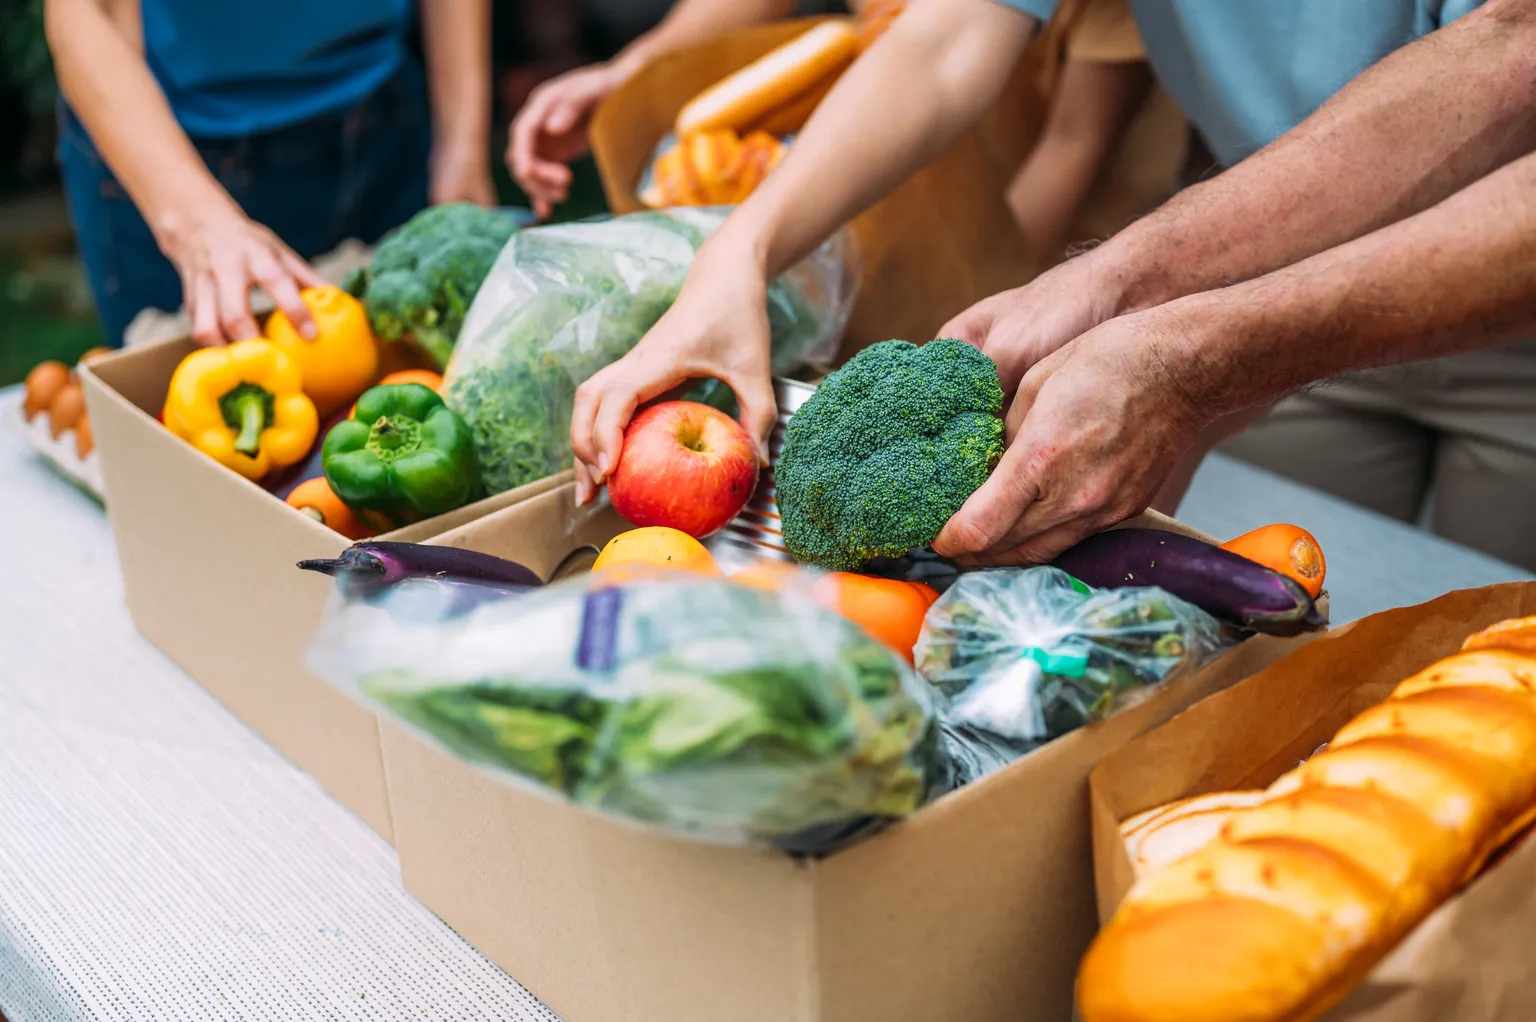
top-left (811, 572), bottom-right (941, 664)
top-left (730, 559), bottom-right (807, 592)
top-left (592, 527), bottom-right (720, 577)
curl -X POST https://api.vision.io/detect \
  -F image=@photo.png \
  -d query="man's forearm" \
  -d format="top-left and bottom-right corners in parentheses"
top-left (1103, 0), bottom-right (1536, 314)
top-left (709, 0), bottom-right (1035, 280)
top-left (618, 0), bottom-right (799, 76)
top-left (45, 0), bottom-right (236, 246)
top-left (421, 0), bottom-right (492, 150)
top-left (1166, 149), bottom-right (1536, 417)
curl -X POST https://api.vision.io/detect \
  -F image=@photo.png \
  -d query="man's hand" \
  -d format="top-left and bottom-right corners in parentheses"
top-left (430, 138), bottom-right (497, 206)
top-left (933, 309), bottom-right (1207, 565)
top-left (938, 249), bottom-right (1137, 395)
top-left (508, 61), bottom-right (630, 219)
top-left (163, 204), bottom-right (327, 347)
top-left (568, 246), bottom-right (777, 505)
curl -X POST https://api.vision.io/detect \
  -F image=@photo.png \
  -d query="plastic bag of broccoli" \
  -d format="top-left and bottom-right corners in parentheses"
top-left (441, 207), bottom-right (858, 495)
top-left (916, 567), bottom-right (1233, 762)
top-left (307, 568), bottom-right (938, 854)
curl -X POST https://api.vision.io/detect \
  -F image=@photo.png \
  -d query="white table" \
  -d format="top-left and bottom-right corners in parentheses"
top-left (1, 388), bottom-right (1530, 1022)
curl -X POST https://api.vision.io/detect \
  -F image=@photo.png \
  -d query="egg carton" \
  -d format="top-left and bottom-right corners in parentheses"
top-left (12, 404), bottom-right (105, 503)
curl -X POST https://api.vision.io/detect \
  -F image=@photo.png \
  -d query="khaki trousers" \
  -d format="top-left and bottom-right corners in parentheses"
top-left (1221, 340), bottom-right (1536, 572)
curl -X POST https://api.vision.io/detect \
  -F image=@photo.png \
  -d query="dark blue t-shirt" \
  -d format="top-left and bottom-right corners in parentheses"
top-left (142, 0), bottom-right (413, 138)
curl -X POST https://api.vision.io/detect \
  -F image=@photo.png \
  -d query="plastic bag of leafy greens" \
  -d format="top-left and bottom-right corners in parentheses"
top-left (307, 568), bottom-right (938, 854)
top-left (916, 567), bottom-right (1233, 751)
top-left (441, 207), bottom-right (858, 495)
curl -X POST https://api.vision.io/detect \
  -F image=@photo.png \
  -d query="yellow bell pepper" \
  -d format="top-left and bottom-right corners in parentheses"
top-left (164, 339), bottom-right (318, 481)
top-left (264, 285), bottom-right (381, 417)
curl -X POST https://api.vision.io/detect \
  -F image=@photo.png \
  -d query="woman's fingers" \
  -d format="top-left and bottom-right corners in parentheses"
top-left (250, 248), bottom-right (316, 338)
top-left (189, 272), bottom-right (223, 347)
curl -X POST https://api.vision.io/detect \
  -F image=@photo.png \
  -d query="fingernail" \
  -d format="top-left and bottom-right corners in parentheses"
top-left (575, 478), bottom-right (590, 506)
top-left (300, 321), bottom-right (318, 340)
top-left (597, 453), bottom-right (610, 479)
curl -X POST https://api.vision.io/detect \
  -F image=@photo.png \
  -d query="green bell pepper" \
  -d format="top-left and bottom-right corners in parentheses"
top-left (322, 383), bottom-right (481, 523)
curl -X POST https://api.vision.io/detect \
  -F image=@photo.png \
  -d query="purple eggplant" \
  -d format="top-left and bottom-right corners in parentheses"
top-left (299, 541), bottom-right (543, 598)
top-left (1050, 528), bottom-right (1324, 636)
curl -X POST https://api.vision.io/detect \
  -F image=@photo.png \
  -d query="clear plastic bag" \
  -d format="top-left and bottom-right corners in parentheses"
top-left (441, 207), bottom-right (858, 495)
top-left (308, 569), bottom-right (938, 854)
top-left (916, 567), bottom-right (1233, 749)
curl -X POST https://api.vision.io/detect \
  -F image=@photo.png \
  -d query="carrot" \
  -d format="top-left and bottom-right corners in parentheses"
top-left (1220, 524), bottom-right (1326, 598)
top-left (285, 477), bottom-right (373, 540)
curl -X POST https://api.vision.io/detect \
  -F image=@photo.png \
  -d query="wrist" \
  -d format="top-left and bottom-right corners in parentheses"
top-left (1088, 227), bottom-right (1178, 318)
top-left (147, 187), bottom-right (243, 260)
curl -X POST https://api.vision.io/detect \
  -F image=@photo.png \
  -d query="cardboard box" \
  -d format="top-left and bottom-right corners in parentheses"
top-left (588, 18), bottom-right (1187, 361)
top-left (80, 336), bottom-right (560, 841)
top-left (381, 484), bottom-right (1322, 1022)
top-left (1089, 581), bottom-right (1536, 1022)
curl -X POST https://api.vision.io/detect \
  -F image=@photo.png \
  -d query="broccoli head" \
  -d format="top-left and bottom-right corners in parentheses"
top-left (775, 337), bottom-right (1005, 570)
top-left (345, 203), bottom-right (518, 370)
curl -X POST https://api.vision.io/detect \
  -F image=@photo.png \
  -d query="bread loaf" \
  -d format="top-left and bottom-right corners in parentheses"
top-left (674, 21), bottom-right (859, 138)
top-left (1080, 620), bottom-right (1536, 1022)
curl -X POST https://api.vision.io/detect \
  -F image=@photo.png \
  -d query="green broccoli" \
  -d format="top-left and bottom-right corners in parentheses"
top-left (776, 337), bottom-right (1005, 570)
top-left (345, 203), bottom-right (519, 369)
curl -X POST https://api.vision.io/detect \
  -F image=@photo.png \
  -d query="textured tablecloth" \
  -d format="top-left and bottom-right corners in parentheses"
top-left (0, 389), bottom-right (561, 1021)
top-left (1, 387), bottom-right (1530, 1022)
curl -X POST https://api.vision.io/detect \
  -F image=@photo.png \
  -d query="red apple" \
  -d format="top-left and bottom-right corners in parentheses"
top-left (607, 401), bottom-right (760, 538)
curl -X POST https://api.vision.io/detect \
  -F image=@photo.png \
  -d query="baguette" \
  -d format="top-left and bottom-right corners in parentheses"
top-left (675, 21), bottom-right (859, 138)
top-left (1080, 624), bottom-right (1536, 1022)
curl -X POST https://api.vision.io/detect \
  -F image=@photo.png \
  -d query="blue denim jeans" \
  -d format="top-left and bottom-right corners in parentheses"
top-left (58, 63), bottom-right (431, 347)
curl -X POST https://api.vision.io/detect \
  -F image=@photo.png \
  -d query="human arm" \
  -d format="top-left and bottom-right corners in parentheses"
top-left (421, 0), bottom-right (496, 206)
top-left (567, 0), bottom-right (1040, 504)
top-left (509, 0), bottom-right (799, 216)
top-left (44, 0), bottom-right (323, 344)
top-left (934, 145), bottom-right (1536, 564)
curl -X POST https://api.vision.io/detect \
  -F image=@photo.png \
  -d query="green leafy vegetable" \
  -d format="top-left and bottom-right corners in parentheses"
top-left (346, 203), bottom-right (519, 369)
top-left (440, 210), bottom-right (847, 495)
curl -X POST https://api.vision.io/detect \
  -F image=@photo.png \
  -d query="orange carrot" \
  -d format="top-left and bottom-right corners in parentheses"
top-left (285, 477), bottom-right (373, 540)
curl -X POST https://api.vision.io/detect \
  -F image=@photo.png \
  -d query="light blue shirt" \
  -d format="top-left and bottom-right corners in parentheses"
top-left (997, 0), bottom-right (1486, 166)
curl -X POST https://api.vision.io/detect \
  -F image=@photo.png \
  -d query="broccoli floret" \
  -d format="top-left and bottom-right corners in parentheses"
top-left (776, 337), bottom-right (1005, 570)
top-left (347, 203), bottom-right (518, 369)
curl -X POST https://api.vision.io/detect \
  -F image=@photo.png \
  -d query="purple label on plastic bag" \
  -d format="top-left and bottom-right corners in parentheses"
top-left (576, 586), bottom-right (624, 673)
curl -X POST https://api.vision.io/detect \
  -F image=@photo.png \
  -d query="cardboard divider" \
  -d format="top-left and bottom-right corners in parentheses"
top-left (79, 336), bottom-right (560, 842)
top-left (386, 483), bottom-right (1322, 1022)
top-left (1088, 581), bottom-right (1536, 1021)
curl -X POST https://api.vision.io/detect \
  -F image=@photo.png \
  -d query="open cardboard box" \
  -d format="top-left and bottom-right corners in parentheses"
top-left (1089, 581), bottom-right (1536, 1022)
top-left (379, 483), bottom-right (1325, 1022)
top-left (79, 335), bottom-right (561, 841)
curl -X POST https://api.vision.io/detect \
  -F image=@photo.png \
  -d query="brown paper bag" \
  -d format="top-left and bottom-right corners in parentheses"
top-left (1087, 581), bottom-right (1536, 1022)
top-left (589, 15), bottom-right (1185, 361)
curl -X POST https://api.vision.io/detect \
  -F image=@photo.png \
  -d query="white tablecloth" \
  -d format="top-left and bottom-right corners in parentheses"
top-left (1, 388), bottom-right (1530, 1021)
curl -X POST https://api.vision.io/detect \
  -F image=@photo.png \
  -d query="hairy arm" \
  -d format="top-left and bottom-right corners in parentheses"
top-left (1161, 147), bottom-right (1536, 412)
top-left (1099, 0), bottom-right (1536, 314)
top-left (707, 0), bottom-right (1038, 279)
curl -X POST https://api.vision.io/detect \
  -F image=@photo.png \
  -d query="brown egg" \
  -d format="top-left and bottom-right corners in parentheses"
top-left (49, 383), bottom-right (86, 440)
top-left (74, 412), bottom-right (94, 459)
top-left (24, 361), bottom-right (70, 422)
top-left (77, 346), bottom-right (114, 366)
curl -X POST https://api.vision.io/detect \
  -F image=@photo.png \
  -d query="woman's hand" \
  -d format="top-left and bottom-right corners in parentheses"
top-left (507, 59), bottom-right (634, 218)
top-left (569, 247), bottom-right (777, 505)
top-left (162, 203), bottom-right (327, 347)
